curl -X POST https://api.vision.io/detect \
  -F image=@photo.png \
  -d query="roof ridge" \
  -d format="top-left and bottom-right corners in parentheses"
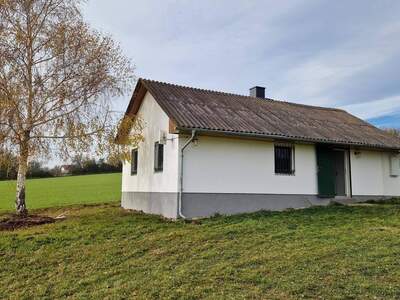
top-left (140, 78), bottom-right (345, 113)
top-left (141, 78), bottom-right (249, 99)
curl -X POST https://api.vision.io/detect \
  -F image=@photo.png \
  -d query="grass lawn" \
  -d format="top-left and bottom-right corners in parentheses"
top-left (1, 202), bottom-right (400, 299)
top-left (0, 173), bottom-right (121, 211)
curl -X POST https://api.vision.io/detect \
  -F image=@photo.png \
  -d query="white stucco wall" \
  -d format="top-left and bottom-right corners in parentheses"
top-left (120, 94), bottom-right (399, 199)
top-left (383, 153), bottom-right (400, 196)
top-left (121, 92), bottom-right (179, 193)
top-left (180, 135), bottom-right (318, 195)
top-left (351, 150), bottom-right (400, 196)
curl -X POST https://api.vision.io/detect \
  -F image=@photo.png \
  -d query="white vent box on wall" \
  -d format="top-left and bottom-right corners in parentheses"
top-left (158, 130), bottom-right (167, 145)
top-left (390, 154), bottom-right (400, 177)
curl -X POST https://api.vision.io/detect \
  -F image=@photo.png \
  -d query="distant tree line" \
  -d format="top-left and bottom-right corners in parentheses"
top-left (384, 128), bottom-right (400, 138)
top-left (63, 155), bottom-right (122, 176)
top-left (0, 154), bottom-right (121, 181)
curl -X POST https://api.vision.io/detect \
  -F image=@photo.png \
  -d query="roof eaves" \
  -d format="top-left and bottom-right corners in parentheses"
top-left (177, 126), bottom-right (400, 151)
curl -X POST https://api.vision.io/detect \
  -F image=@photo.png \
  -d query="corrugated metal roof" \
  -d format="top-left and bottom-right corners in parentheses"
top-left (123, 78), bottom-right (400, 150)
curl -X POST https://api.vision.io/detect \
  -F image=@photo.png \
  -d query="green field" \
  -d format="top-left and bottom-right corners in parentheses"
top-left (1, 202), bottom-right (400, 299)
top-left (0, 173), bottom-right (121, 211)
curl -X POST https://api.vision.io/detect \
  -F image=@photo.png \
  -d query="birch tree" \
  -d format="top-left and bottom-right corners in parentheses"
top-left (0, 0), bottom-right (141, 215)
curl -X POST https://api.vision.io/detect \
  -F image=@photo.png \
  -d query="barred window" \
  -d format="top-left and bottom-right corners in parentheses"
top-left (274, 144), bottom-right (294, 175)
top-left (131, 149), bottom-right (138, 175)
top-left (154, 142), bottom-right (164, 172)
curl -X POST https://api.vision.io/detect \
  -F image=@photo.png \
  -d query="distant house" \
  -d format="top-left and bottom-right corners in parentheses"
top-left (117, 79), bottom-right (400, 219)
top-left (60, 165), bottom-right (73, 175)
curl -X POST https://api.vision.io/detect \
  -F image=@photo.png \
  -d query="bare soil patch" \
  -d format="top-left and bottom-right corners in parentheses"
top-left (0, 214), bottom-right (56, 231)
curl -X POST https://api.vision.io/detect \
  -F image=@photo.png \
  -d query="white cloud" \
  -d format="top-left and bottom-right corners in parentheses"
top-left (81, 0), bottom-right (400, 126)
top-left (341, 95), bottom-right (400, 120)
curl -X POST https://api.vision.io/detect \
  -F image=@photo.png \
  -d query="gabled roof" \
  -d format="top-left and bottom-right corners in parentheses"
top-left (121, 78), bottom-right (400, 150)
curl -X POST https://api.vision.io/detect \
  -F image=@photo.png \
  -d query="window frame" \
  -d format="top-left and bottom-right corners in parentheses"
top-left (131, 148), bottom-right (138, 175)
top-left (274, 143), bottom-right (295, 175)
top-left (154, 142), bottom-right (164, 172)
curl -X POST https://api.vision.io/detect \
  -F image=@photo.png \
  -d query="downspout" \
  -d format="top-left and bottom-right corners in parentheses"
top-left (178, 130), bottom-right (197, 219)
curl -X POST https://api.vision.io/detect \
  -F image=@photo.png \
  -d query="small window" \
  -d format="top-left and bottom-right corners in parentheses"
top-left (131, 149), bottom-right (138, 175)
top-left (154, 142), bottom-right (164, 172)
top-left (275, 144), bottom-right (294, 175)
top-left (390, 154), bottom-right (400, 177)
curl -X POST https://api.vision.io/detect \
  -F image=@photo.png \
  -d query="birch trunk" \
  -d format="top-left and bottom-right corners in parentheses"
top-left (16, 144), bottom-right (28, 216)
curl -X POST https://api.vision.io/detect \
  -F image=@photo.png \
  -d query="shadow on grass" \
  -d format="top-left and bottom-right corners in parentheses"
top-left (364, 197), bottom-right (400, 205)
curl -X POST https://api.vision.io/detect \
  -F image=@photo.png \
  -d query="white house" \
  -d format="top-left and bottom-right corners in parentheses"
top-left (117, 79), bottom-right (400, 219)
top-left (60, 165), bottom-right (73, 175)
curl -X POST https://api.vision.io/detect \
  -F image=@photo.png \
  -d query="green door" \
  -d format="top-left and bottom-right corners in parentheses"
top-left (316, 146), bottom-right (335, 198)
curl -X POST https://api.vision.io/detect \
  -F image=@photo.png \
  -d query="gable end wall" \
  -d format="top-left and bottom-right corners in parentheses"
top-left (121, 92), bottom-right (179, 218)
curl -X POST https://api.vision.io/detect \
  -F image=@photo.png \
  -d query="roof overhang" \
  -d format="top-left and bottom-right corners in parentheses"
top-left (115, 80), bottom-right (149, 144)
top-left (116, 78), bottom-right (400, 151)
top-left (115, 79), bottom-right (180, 144)
top-left (177, 126), bottom-right (400, 152)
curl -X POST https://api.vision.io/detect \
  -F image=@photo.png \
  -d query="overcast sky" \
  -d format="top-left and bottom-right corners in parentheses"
top-left (82, 0), bottom-right (400, 128)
